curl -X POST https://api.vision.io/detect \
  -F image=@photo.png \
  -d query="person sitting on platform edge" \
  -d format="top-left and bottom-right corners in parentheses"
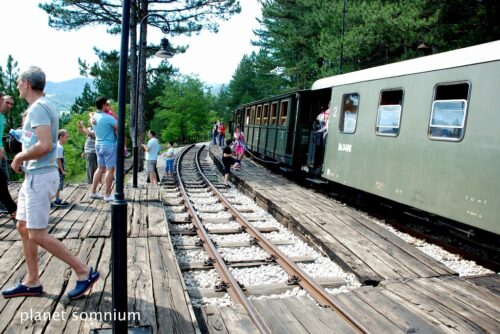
top-left (222, 139), bottom-right (239, 187)
top-left (1, 66), bottom-right (99, 300)
top-left (53, 129), bottom-right (70, 207)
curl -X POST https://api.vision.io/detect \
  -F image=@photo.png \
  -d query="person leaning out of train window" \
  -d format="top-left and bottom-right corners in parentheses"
top-left (217, 122), bottom-right (226, 148)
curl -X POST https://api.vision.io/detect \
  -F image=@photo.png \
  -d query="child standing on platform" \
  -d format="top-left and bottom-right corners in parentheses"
top-left (164, 141), bottom-right (175, 177)
top-left (54, 129), bottom-right (69, 207)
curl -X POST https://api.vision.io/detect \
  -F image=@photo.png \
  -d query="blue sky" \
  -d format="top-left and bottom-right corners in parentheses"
top-left (0, 0), bottom-right (261, 84)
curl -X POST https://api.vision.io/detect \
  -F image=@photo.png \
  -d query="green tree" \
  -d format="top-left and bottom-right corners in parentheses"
top-left (0, 56), bottom-right (26, 131)
top-left (70, 82), bottom-right (97, 114)
top-left (40, 0), bottom-right (241, 162)
top-left (78, 48), bottom-right (120, 101)
top-left (152, 76), bottom-right (213, 144)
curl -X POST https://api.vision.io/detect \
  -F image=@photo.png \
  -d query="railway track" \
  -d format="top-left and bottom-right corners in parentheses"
top-left (166, 144), bottom-right (369, 334)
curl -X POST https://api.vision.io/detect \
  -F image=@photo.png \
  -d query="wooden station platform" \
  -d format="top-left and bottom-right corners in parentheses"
top-left (199, 274), bottom-right (500, 333)
top-left (0, 183), bottom-right (198, 333)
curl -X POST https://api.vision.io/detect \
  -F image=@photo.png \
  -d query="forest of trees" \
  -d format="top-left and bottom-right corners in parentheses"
top-left (1, 0), bottom-right (499, 181)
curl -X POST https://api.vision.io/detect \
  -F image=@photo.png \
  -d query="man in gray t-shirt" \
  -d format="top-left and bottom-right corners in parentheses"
top-left (1, 67), bottom-right (100, 300)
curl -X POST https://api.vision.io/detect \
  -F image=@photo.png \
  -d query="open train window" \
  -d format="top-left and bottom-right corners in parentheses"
top-left (245, 107), bottom-right (251, 125)
top-left (270, 102), bottom-right (278, 125)
top-left (339, 93), bottom-right (359, 133)
top-left (262, 104), bottom-right (269, 125)
top-left (256, 105), bottom-right (262, 125)
top-left (279, 100), bottom-right (289, 126)
top-left (429, 82), bottom-right (470, 141)
top-left (250, 106), bottom-right (256, 125)
top-left (376, 89), bottom-right (404, 136)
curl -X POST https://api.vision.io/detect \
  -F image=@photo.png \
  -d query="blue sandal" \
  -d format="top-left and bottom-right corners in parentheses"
top-left (68, 266), bottom-right (100, 300)
top-left (2, 283), bottom-right (43, 298)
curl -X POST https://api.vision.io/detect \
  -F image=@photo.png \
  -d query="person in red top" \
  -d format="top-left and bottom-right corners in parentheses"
top-left (217, 122), bottom-right (226, 148)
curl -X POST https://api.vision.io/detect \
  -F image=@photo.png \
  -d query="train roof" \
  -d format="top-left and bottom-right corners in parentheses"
top-left (311, 40), bottom-right (500, 90)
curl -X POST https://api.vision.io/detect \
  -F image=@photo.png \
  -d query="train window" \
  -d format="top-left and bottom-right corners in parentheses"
top-left (245, 108), bottom-right (251, 125)
top-left (250, 106), bottom-right (256, 125)
top-left (279, 100), bottom-right (289, 126)
top-left (376, 89), bottom-right (403, 136)
top-left (256, 105), bottom-right (262, 125)
top-left (429, 82), bottom-right (470, 141)
top-left (262, 104), bottom-right (269, 125)
top-left (339, 93), bottom-right (359, 133)
top-left (270, 102), bottom-right (278, 125)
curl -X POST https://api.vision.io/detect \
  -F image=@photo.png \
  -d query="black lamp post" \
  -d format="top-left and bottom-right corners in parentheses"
top-left (133, 15), bottom-right (173, 188)
top-left (110, 0), bottom-right (130, 333)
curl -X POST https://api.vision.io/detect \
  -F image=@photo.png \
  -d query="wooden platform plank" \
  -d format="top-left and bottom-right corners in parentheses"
top-left (333, 287), bottom-right (405, 334)
top-left (128, 237), bottom-right (157, 330)
top-left (383, 280), bottom-right (491, 333)
top-left (218, 305), bottom-right (260, 334)
top-left (407, 278), bottom-right (500, 333)
top-left (251, 298), bottom-right (296, 333)
top-left (149, 237), bottom-right (197, 334)
top-left (354, 287), bottom-right (451, 333)
top-left (147, 190), bottom-right (167, 237)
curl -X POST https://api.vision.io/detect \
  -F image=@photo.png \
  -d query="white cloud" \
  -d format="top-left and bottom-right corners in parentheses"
top-left (0, 0), bottom-right (261, 84)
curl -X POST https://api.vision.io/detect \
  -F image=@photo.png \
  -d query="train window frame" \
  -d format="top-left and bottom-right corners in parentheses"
top-left (339, 93), bottom-right (360, 134)
top-left (245, 107), bottom-right (251, 125)
top-left (262, 104), bottom-right (269, 125)
top-left (376, 89), bottom-right (404, 137)
top-left (256, 105), bottom-right (262, 125)
top-left (428, 81), bottom-right (470, 142)
top-left (250, 106), bottom-right (256, 125)
top-left (279, 99), bottom-right (290, 126)
top-left (270, 102), bottom-right (278, 126)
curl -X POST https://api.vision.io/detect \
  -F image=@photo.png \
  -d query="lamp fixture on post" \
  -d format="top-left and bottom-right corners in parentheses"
top-left (133, 14), bottom-right (173, 188)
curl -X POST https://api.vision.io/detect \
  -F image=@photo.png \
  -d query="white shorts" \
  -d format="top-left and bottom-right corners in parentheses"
top-left (17, 170), bottom-right (59, 229)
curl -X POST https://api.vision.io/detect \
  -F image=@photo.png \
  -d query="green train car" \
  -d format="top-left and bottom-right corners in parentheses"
top-left (234, 41), bottom-right (499, 235)
top-left (314, 41), bottom-right (499, 235)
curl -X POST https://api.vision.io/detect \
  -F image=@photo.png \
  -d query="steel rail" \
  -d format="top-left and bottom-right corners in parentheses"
top-left (176, 145), bottom-right (271, 334)
top-left (197, 145), bottom-right (370, 334)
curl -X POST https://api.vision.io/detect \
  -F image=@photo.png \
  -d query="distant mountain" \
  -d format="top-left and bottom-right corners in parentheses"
top-left (45, 77), bottom-right (94, 113)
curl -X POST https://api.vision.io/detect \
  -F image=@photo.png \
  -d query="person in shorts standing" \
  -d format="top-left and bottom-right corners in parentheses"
top-left (78, 118), bottom-right (97, 184)
top-left (53, 129), bottom-right (70, 207)
top-left (1, 66), bottom-right (99, 300)
top-left (89, 97), bottom-right (117, 201)
top-left (141, 130), bottom-right (160, 189)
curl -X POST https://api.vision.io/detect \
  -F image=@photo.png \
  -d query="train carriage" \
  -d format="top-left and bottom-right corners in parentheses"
top-left (314, 41), bottom-right (500, 235)
top-left (233, 41), bottom-right (499, 235)
top-left (234, 89), bottom-right (331, 172)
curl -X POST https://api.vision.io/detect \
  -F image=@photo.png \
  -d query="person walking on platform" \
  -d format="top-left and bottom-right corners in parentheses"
top-left (233, 126), bottom-right (245, 168)
top-left (222, 139), bottom-right (238, 187)
top-left (89, 96), bottom-right (117, 201)
top-left (1, 67), bottom-right (99, 300)
top-left (141, 130), bottom-right (161, 189)
top-left (0, 93), bottom-right (16, 218)
top-left (78, 118), bottom-right (97, 184)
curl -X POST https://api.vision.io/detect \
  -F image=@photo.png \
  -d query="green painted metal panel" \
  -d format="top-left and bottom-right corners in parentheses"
top-left (322, 61), bottom-right (500, 234)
